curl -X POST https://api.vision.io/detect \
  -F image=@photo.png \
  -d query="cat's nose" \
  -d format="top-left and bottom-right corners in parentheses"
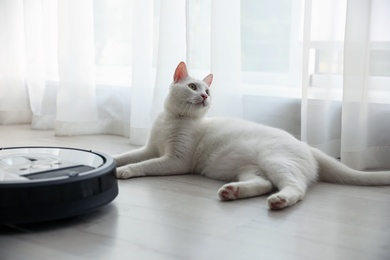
top-left (201, 94), bottom-right (208, 100)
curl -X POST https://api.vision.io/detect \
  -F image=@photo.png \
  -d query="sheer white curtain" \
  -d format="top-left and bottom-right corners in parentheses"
top-left (132, 0), bottom-right (186, 144)
top-left (0, 0), bottom-right (389, 170)
top-left (301, 0), bottom-right (390, 170)
top-left (0, 0), bottom-right (33, 124)
top-left (341, 0), bottom-right (390, 169)
top-left (56, 0), bottom-right (99, 135)
top-left (0, 0), bottom-right (187, 142)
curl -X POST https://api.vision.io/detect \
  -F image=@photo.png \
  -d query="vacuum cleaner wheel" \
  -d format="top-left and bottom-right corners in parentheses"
top-left (0, 147), bottom-right (118, 224)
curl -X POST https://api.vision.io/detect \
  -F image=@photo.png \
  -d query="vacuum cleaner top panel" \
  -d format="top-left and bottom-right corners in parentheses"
top-left (0, 147), bottom-right (104, 183)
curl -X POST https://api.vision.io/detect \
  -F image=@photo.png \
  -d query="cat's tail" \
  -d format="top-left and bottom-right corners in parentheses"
top-left (310, 147), bottom-right (390, 185)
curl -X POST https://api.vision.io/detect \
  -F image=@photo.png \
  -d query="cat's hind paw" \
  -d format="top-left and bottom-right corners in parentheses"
top-left (116, 166), bottom-right (143, 179)
top-left (218, 184), bottom-right (240, 201)
top-left (267, 194), bottom-right (288, 210)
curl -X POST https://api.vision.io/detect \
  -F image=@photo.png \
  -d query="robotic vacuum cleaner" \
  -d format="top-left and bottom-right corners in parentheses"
top-left (0, 147), bottom-right (118, 224)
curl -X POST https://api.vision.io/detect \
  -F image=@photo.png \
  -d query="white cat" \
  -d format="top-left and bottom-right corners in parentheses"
top-left (114, 62), bottom-right (390, 210)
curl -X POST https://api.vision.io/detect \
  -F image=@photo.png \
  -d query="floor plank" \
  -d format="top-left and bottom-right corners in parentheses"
top-left (0, 125), bottom-right (389, 260)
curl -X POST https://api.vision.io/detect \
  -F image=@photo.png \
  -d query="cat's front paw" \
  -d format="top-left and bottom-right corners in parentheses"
top-left (116, 166), bottom-right (144, 179)
top-left (218, 184), bottom-right (240, 201)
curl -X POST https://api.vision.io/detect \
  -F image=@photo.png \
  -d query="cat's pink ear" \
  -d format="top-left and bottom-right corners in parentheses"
top-left (203, 74), bottom-right (213, 87)
top-left (173, 61), bottom-right (189, 83)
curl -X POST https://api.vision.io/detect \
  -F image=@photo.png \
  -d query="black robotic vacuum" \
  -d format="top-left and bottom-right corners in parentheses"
top-left (0, 147), bottom-right (118, 224)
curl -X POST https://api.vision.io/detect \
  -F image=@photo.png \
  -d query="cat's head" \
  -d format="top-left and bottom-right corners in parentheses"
top-left (165, 62), bottom-right (213, 118)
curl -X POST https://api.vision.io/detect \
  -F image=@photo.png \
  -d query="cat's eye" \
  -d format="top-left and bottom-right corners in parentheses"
top-left (188, 83), bottom-right (197, 91)
top-left (205, 89), bottom-right (210, 95)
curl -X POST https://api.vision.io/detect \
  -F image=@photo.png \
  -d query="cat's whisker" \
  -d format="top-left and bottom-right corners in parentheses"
top-left (178, 101), bottom-right (187, 115)
top-left (180, 99), bottom-right (193, 116)
top-left (180, 96), bottom-right (201, 116)
top-left (178, 97), bottom-right (192, 115)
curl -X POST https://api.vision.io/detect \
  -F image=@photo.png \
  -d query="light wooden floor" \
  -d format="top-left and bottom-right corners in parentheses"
top-left (0, 125), bottom-right (389, 260)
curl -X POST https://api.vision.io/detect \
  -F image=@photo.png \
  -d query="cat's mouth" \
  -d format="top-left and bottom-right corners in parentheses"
top-left (187, 101), bottom-right (208, 107)
top-left (197, 101), bottom-right (208, 107)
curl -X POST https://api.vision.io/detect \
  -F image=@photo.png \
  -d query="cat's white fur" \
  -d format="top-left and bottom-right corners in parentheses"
top-left (114, 62), bottom-right (390, 210)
